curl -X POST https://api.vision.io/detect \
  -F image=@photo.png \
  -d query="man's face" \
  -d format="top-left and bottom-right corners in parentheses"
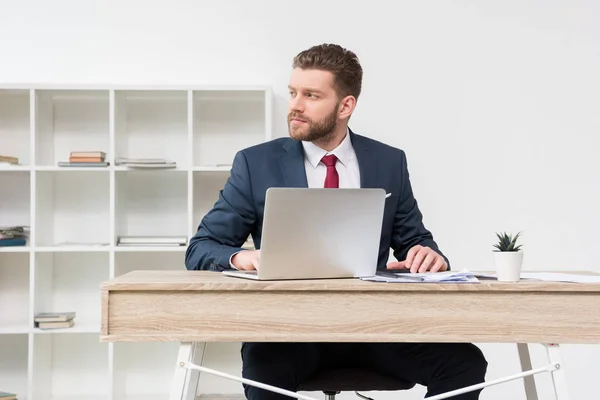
top-left (287, 68), bottom-right (340, 142)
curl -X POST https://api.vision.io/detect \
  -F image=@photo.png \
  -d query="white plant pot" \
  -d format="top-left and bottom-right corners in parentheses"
top-left (493, 251), bottom-right (524, 282)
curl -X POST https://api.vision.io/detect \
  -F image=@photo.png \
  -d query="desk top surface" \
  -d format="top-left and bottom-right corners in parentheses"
top-left (102, 270), bottom-right (600, 292)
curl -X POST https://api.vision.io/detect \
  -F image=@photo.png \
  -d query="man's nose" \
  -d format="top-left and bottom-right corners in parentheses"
top-left (289, 96), bottom-right (305, 112)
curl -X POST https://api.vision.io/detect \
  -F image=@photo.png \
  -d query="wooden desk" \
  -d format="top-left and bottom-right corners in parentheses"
top-left (101, 270), bottom-right (600, 400)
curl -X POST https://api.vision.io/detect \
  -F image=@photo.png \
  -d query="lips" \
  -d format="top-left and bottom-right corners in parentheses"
top-left (289, 114), bottom-right (308, 123)
top-left (290, 116), bottom-right (307, 123)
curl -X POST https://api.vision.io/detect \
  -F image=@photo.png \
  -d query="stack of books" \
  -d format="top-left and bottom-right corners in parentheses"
top-left (0, 155), bottom-right (19, 166)
top-left (0, 391), bottom-right (17, 400)
top-left (0, 226), bottom-right (29, 247)
top-left (34, 311), bottom-right (76, 329)
top-left (58, 151), bottom-right (109, 167)
top-left (116, 157), bottom-right (176, 169)
top-left (116, 235), bottom-right (187, 247)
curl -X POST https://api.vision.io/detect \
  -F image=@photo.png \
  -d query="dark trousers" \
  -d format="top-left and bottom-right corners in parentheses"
top-left (241, 342), bottom-right (487, 400)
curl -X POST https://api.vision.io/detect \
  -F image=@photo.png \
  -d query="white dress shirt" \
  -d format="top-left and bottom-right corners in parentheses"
top-left (230, 129), bottom-right (360, 269)
top-left (301, 129), bottom-right (361, 189)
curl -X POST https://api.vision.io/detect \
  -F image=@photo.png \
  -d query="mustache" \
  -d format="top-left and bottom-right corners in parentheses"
top-left (288, 113), bottom-right (309, 122)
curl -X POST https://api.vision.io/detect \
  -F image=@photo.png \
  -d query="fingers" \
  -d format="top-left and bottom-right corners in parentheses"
top-left (250, 250), bottom-right (260, 270)
top-left (386, 261), bottom-right (407, 269)
top-left (406, 246), bottom-right (446, 273)
top-left (405, 245), bottom-right (421, 271)
top-left (409, 246), bottom-right (428, 273)
top-left (418, 252), bottom-right (436, 273)
top-left (232, 250), bottom-right (260, 270)
top-left (238, 263), bottom-right (254, 271)
top-left (430, 257), bottom-right (447, 273)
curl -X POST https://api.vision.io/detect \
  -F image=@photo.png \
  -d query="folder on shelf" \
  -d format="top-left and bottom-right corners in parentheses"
top-left (34, 312), bottom-right (76, 322)
top-left (115, 157), bottom-right (177, 169)
top-left (116, 235), bottom-right (188, 246)
top-left (58, 161), bottom-right (109, 167)
top-left (34, 311), bottom-right (76, 329)
top-left (0, 237), bottom-right (27, 247)
top-left (0, 226), bottom-right (29, 246)
top-left (0, 155), bottom-right (19, 165)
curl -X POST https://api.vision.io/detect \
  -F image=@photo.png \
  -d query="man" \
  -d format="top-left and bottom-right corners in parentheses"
top-left (185, 44), bottom-right (487, 400)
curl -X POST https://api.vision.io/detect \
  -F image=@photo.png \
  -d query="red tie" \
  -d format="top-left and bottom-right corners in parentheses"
top-left (321, 154), bottom-right (339, 188)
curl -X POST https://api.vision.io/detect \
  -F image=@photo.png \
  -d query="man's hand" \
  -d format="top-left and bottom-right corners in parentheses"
top-left (387, 245), bottom-right (448, 273)
top-left (231, 250), bottom-right (261, 270)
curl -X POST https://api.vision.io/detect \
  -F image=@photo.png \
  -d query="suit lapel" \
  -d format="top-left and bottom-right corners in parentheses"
top-left (279, 139), bottom-right (308, 187)
top-left (278, 131), bottom-right (380, 189)
top-left (350, 130), bottom-right (380, 189)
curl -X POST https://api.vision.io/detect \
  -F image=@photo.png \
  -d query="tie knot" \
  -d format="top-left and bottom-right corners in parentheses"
top-left (321, 154), bottom-right (338, 167)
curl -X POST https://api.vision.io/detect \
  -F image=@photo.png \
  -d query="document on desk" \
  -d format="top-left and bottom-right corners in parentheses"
top-left (362, 270), bottom-right (480, 283)
top-left (475, 272), bottom-right (600, 283)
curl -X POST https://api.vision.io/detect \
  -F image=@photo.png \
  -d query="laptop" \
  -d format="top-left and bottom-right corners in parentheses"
top-left (222, 187), bottom-right (387, 280)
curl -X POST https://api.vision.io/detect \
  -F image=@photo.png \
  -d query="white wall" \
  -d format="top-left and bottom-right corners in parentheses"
top-left (2, 0), bottom-right (599, 399)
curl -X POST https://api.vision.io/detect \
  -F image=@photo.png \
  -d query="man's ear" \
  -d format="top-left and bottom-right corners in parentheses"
top-left (338, 95), bottom-right (356, 120)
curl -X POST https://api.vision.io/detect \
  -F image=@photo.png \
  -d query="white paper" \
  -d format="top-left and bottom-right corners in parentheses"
top-left (520, 272), bottom-right (600, 283)
top-left (361, 269), bottom-right (479, 283)
top-left (475, 272), bottom-right (600, 283)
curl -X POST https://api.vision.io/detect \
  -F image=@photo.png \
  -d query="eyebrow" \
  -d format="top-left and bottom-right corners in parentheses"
top-left (288, 85), bottom-right (325, 94)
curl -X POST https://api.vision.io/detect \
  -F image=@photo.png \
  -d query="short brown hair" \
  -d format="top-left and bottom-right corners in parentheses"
top-left (293, 43), bottom-right (363, 100)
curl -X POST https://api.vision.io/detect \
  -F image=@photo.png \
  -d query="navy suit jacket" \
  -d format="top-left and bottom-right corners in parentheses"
top-left (185, 129), bottom-right (449, 272)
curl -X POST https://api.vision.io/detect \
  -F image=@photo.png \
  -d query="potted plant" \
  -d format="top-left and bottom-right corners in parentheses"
top-left (492, 231), bottom-right (524, 282)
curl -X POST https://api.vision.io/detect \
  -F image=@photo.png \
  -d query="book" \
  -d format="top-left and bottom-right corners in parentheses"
top-left (70, 151), bottom-right (106, 158)
top-left (34, 311), bottom-right (76, 322)
top-left (69, 156), bottom-right (105, 163)
top-left (36, 319), bottom-right (75, 329)
top-left (35, 311), bottom-right (76, 329)
top-left (0, 238), bottom-right (27, 247)
top-left (0, 391), bottom-right (17, 400)
top-left (116, 157), bottom-right (170, 164)
top-left (0, 155), bottom-right (18, 164)
top-left (116, 235), bottom-right (187, 246)
top-left (58, 162), bottom-right (109, 167)
top-left (0, 226), bottom-right (28, 236)
top-left (115, 157), bottom-right (177, 169)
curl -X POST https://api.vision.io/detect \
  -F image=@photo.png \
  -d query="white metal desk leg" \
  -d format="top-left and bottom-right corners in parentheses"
top-left (170, 342), bottom-right (207, 400)
top-left (517, 343), bottom-right (539, 400)
top-left (545, 344), bottom-right (570, 400)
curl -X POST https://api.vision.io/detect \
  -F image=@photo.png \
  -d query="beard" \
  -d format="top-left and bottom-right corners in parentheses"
top-left (288, 103), bottom-right (339, 142)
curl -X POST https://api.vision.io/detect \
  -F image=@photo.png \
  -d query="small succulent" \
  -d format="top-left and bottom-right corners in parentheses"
top-left (493, 231), bottom-right (523, 252)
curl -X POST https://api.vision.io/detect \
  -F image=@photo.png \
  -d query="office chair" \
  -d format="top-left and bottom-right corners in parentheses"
top-left (297, 367), bottom-right (415, 400)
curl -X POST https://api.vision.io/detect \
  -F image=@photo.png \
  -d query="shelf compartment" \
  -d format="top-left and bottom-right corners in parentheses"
top-left (193, 90), bottom-right (267, 167)
top-left (0, 171), bottom-right (31, 249)
top-left (32, 333), bottom-right (109, 399)
top-left (114, 251), bottom-right (186, 276)
top-left (0, 89), bottom-right (31, 166)
top-left (0, 334), bottom-right (29, 399)
top-left (0, 253), bottom-right (30, 333)
top-left (113, 341), bottom-right (180, 400)
top-left (192, 170), bottom-right (230, 230)
top-left (114, 246), bottom-right (186, 252)
top-left (35, 171), bottom-right (110, 247)
top-left (115, 170), bottom-right (188, 240)
top-left (115, 90), bottom-right (189, 168)
top-left (34, 252), bottom-right (109, 332)
top-left (34, 90), bottom-right (110, 167)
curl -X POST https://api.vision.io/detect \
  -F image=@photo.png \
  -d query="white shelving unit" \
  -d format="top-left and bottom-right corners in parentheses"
top-left (0, 84), bottom-right (272, 400)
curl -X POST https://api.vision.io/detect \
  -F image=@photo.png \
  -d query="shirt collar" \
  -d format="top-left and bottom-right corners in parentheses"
top-left (302, 128), bottom-right (353, 169)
